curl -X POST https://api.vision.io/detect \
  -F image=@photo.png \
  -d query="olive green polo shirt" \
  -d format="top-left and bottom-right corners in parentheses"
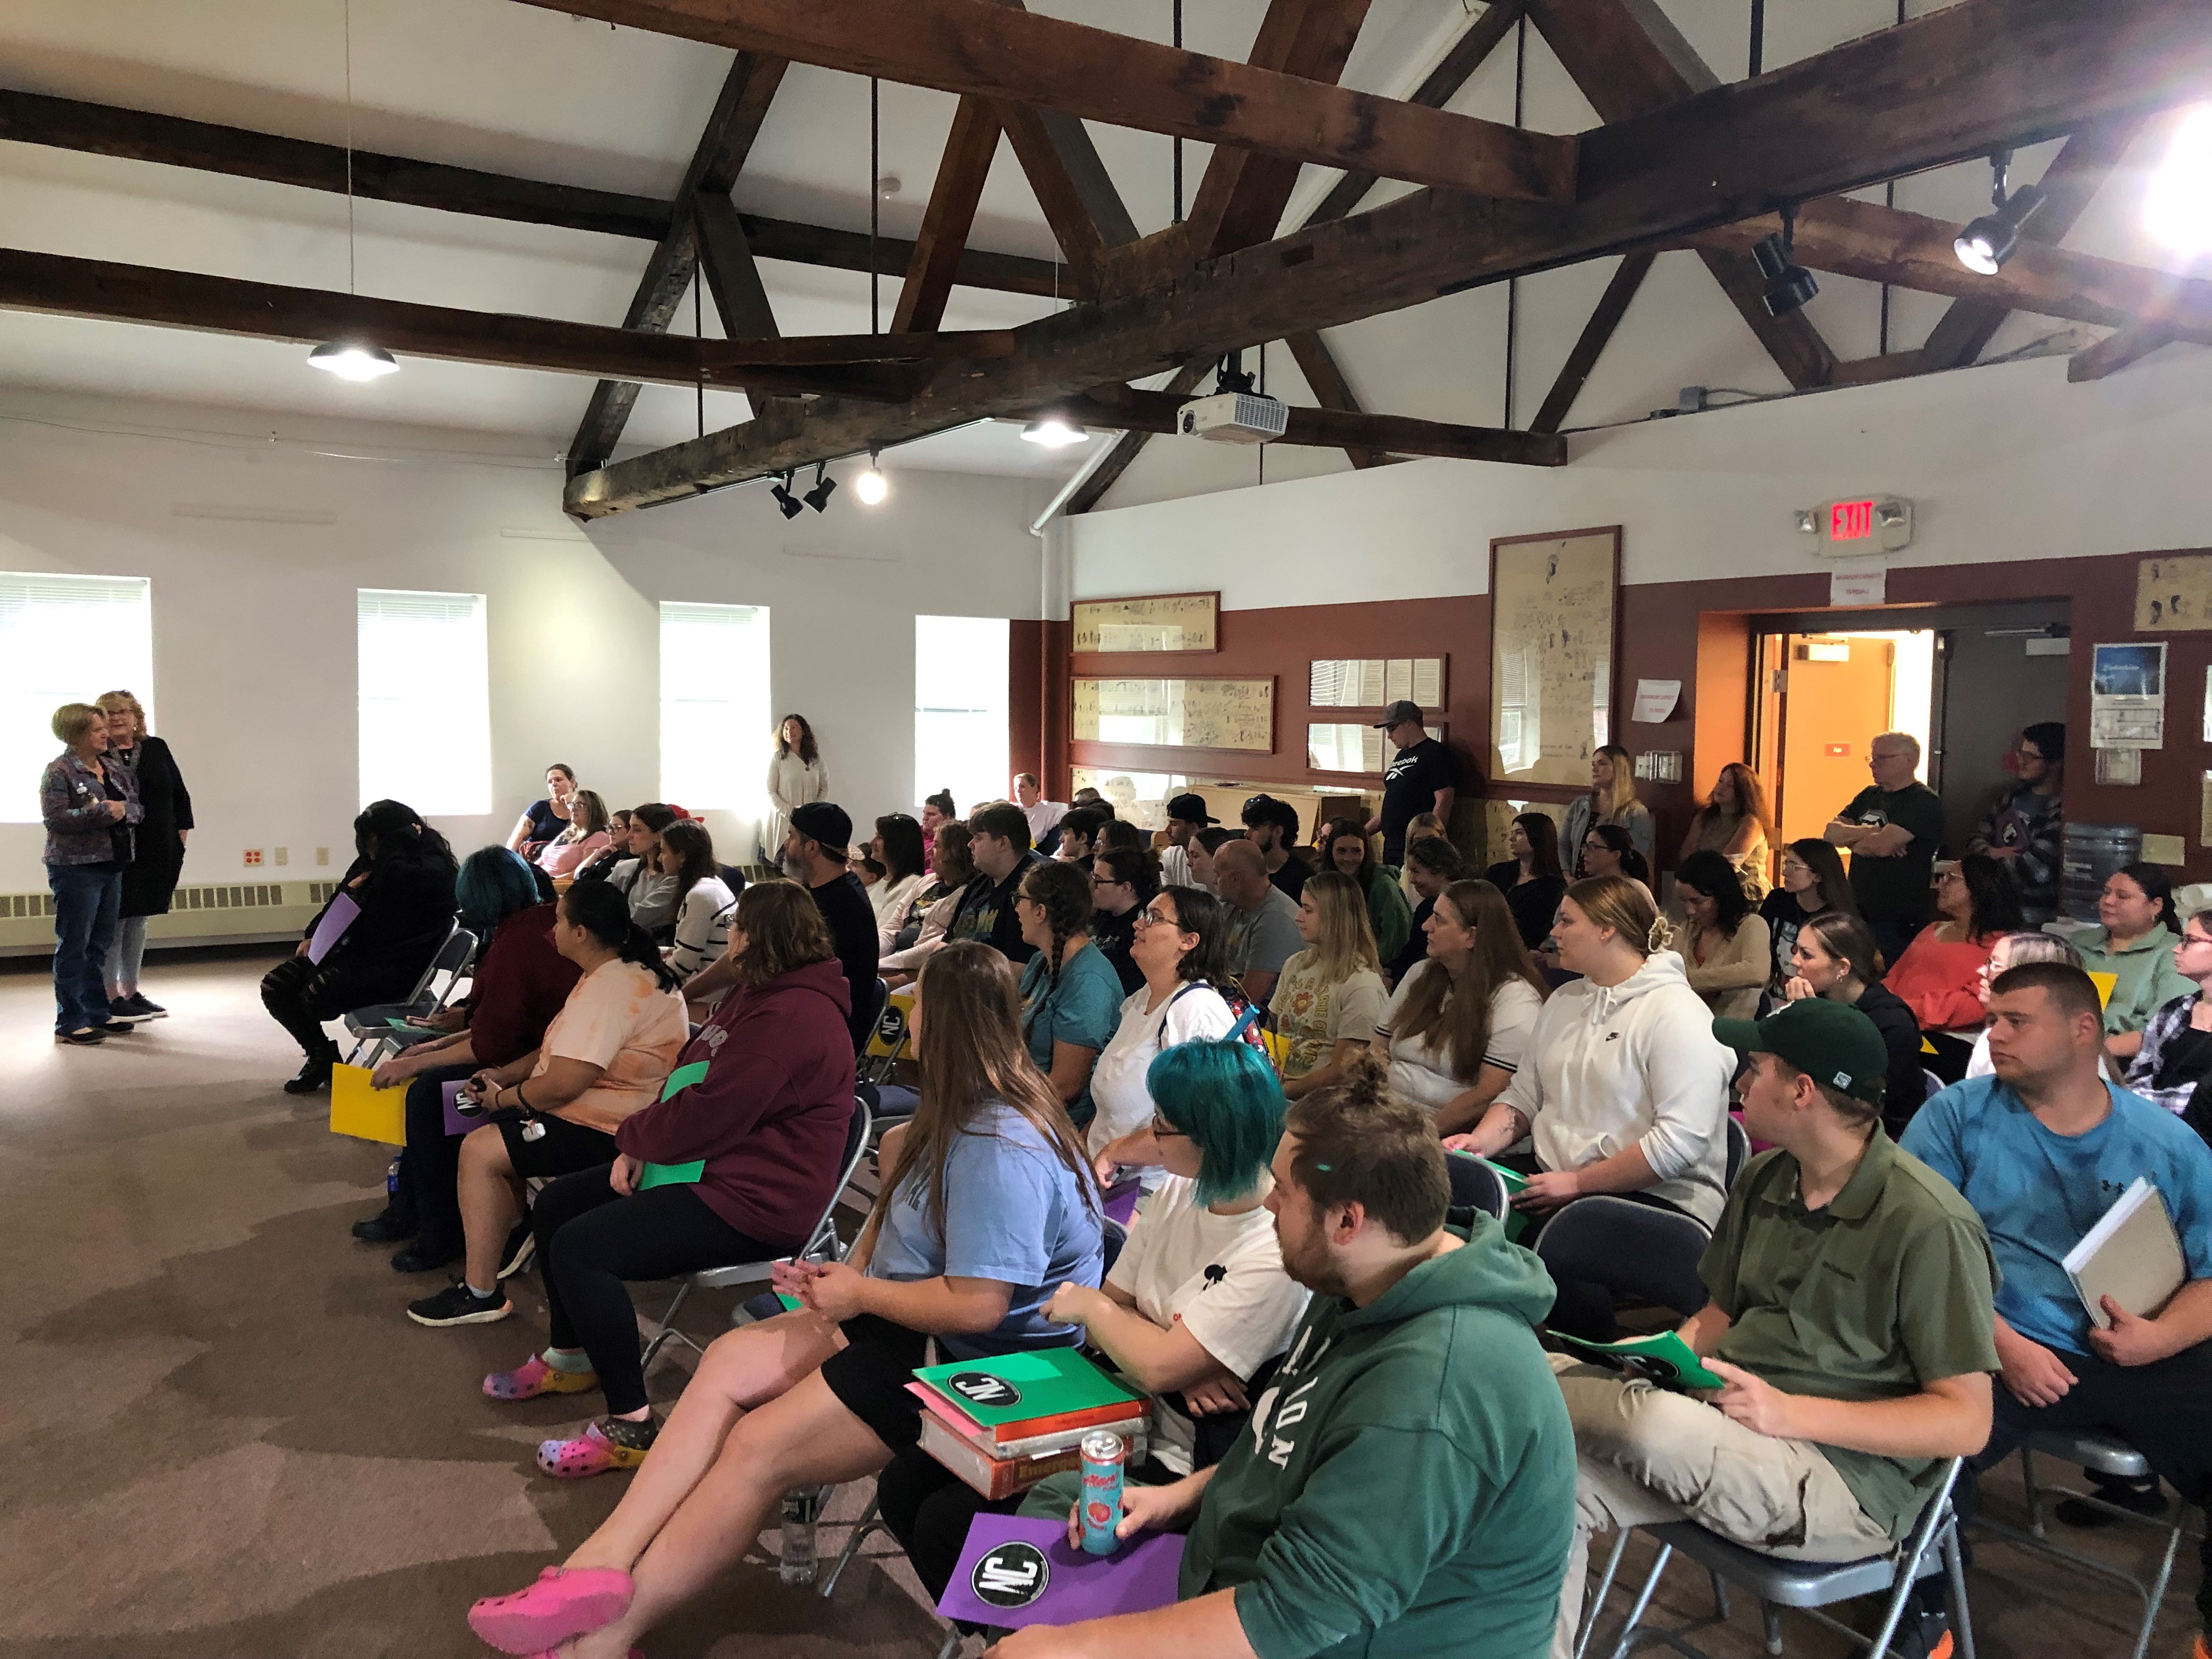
top-left (1700, 1128), bottom-right (2000, 1540)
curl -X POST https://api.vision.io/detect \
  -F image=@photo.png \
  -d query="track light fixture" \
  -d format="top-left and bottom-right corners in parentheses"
top-left (1752, 204), bottom-right (1818, 317)
top-left (1955, 150), bottom-right (2044, 275)
top-left (855, 450), bottom-right (889, 506)
top-left (769, 470), bottom-right (802, 519)
top-left (802, 462), bottom-right (837, 513)
top-left (1022, 416), bottom-right (1091, 448)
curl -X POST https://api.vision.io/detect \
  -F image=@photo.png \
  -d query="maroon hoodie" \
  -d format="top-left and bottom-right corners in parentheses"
top-left (613, 956), bottom-right (856, 1249)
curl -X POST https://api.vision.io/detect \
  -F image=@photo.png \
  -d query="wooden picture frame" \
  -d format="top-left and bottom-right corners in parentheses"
top-left (1488, 526), bottom-right (1622, 787)
top-left (1071, 675), bottom-right (1274, 753)
top-left (1071, 591), bottom-right (1220, 654)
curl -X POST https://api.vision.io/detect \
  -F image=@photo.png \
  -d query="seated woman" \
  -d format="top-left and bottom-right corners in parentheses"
top-left (486, 882), bottom-right (860, 1476)
top-left (1088, 845), bottom-right (1156, 994)
top-left (1397, 810), bottom-right (1449, 895)
top-left (1779, 910), bottom-right (1927, 1138)
top-left (1384, 834), bottom-right (1466, 986)
top-left (882, 822), bottom-right (975, 985)
top-left (535, 789), bottom-right (612, 884)
top-left (1674, 849), bottom-right (1771, 1020)
top-left (2125, 907), bottom-right (2212, 1134)
top-left (462, 940), bottom-right (1103, 1659)
top-left (866, 812), bottom-right (929, 934)
top-left (657, 820), bottom-right (737, 987)
top-left (359, 847), bottom-right (581, 1269)
top-left (508, 763), bottom-right (579, 856)
top-left (1963, 929), bottom-right (2104, 1082)
top-left (919, 789), bottom-right (956, 873)
top-left (1482, 811), bottom-right (1568, 953)
top-left (405, 882), bottom-right (688, 1328)
top-left (1015, 860), bottom-right (1125, 1131)
top-left (262, 800), bottom-right (458, 1094)
top-left (1086, 885), bottom-right (1239, 1181)
top-left (2073, 860), bottom-right (2196, 1063)
top-left (567, 808), bottom-right (632, 886)
top-left (1448, 876), bottom-right (1732, 1342)
top-left (1376, 878), bottom-right (1547, 1133)
top-left (1270, 870), bottom-right (1389, 1101)
top-left (1887, 853), bottom-right (2022, 1079)
top-left (874, 1036), bottom-right (1311, 1600)
top-left (1757, 837), bottom-right (1859, 990)
top-left (1676, 761), bottom-right (1774, 902)
top-left (607, 804), bottom-right (681, 938)
top-left (1316, 816), bottom-right (1412, 964)
top-left (1576, 822), bottom-right (1651, 889)
top-left (1184, 825), bottom-right (1237, 895)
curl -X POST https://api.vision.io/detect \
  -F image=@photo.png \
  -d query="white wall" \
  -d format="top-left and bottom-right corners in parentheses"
top-left (0, 390), bottom-right (1051, 895)
top-left (1066, 346), bottom-right (2212, 607)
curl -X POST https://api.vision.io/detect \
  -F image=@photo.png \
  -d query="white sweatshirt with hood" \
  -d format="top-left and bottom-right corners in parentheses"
top-left (1499, 949), bottom-right (1733, 1228)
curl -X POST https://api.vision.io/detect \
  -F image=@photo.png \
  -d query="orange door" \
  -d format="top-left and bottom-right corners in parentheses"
top-left (1774, 636), bottom-right (1895, 849)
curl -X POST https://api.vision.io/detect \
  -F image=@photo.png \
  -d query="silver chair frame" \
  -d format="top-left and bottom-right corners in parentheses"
top-left (340, 921), bottom-right (475, 1064)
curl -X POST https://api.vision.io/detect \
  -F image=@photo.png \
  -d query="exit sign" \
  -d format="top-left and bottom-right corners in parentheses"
top-left (1830, 499), bottom-right (1876, 540)
top-left (1799, 495), bottom-right (1914, 556)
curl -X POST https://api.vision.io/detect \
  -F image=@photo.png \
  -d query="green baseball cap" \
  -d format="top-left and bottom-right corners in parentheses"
top-left (1712, 997), bottom-right (1887, 1105)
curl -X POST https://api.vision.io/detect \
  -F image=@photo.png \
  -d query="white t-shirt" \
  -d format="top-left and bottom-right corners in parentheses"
top-left (1105, 1175), bottom-right (1312, 1475)
top-left (1086, 981), bottom-right (1237, 1164)
top-left (1376, 963), bottom-right (1543, 1114)
top-left (1268, 955), bottom-right (1388, 1080)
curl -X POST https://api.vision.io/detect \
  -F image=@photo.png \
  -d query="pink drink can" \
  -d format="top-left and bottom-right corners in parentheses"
top-left (1078, 1429), bottom-right (1126, 1555)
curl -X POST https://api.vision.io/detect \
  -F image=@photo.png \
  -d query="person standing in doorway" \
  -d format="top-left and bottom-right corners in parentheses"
top-left (763, 714), bottom-right (828, 864)
top-left (1367, 701), bottom-right (1458, 868)
top-left (1966, 722), bottom-right (2066, 926)
top-left (1825, 731), bottom-right (1946, 965)
top-left (97, 690), bottom-right (190, 1022)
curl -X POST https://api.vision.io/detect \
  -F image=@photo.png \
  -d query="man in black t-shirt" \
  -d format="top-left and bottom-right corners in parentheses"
top-left (1240, 794), bottom-right (1312, 902)
top-left (783, 802), bottom-right (881, 1047)
top-left (1368, 701), bottom-right (1459, 866)
top-left (948, 802), bottom-right (1043, 964)
top-left (1825, 731), bottom-right (1948, 964)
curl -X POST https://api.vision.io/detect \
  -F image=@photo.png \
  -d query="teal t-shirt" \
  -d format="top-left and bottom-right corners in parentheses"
top-left (1018, 941), bottom-right (1125, 1127)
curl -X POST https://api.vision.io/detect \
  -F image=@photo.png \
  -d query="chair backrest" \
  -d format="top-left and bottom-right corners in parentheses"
top-left (1101, 1215), bottom-right (1128, 1278)
top-left (859, 983), bottom-right (911, 1082)
top-left (1444, 1152), bottom-right (1509, 1223)
top-left (392, 918), bottom-right (469, 1012)
top-left (1725, 1115), bottom-right (1748, 1188)
top-left (1922, 1068), bottom-right (1944, 1104)
top-left (853, 975), bottom-right (890, 1057)
top-left (803, 1092), bottom-right (875, 1262)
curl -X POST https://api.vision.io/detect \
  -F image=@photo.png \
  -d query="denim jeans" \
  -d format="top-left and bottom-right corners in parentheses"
top-left (105, 913), bottom-right (149, 995)
top-left (49, 862), bottom-right (122, 1032)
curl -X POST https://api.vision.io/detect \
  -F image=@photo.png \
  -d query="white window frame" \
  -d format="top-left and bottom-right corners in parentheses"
top-left (659, 601), bottom-right (772, 819)
top-left (357, 588), bottom-right (491, 816)
top-left (1, 572), bottom-right (154, 824)
top-left (915, 614), bottom-right (1011, 821)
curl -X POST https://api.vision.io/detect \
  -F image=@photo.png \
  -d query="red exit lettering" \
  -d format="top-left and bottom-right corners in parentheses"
top-left (1830, 500), bottom-right (1874, 540)
top-left (1825, 743), bottom-right (1852, 757)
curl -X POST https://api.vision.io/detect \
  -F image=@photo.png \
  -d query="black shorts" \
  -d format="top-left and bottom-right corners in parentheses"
top-left (496, 1112), bottom-right (619, 1181)
top-left (819, 1314), bottom-right (934, 1452)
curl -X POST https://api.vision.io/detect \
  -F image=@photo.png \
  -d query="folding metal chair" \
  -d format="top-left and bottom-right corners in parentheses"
top-left (636, 1093), bottom-right (872, 1374)
top-left (341, 922), bottom-right (475, 1064)
top-left (1971, 1428), bottom-right (2196, 1659)
top-left (1581, 1456), bottom-right (1975, 1659)
top-left (1446, 1153), bottom-right (1510, 1224)
top-left (1725, 1117), bottom-right (1749, 1188)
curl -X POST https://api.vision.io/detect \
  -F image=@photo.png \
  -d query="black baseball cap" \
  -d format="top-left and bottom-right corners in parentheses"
top-left (1166, 792), bottom-right (1217, 825)
top-left (1373, 700), bottom-right (1424, 729)
top-left (789, 801), bottom-right (853, 856)
top-left (1712, 998), bottom-right (1887, 1105)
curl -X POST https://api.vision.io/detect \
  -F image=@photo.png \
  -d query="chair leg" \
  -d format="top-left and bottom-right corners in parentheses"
top-left (2126, 1506), bottom-right (2187, 1659)
top-left (821, 1493), bottom-right (883, 1598)
top-left (1575, 1531), bottom-right (1634, 1659)
top-left (1943, 1525), bottom-right (1977, 1659)
top-left (1708, 1572), bottom-right (1731, 1622)
top-left (2019, 1447), bottom-right (2045, 1541)
top-left (1605, 1542), bottom-right (1676, 1659)
top-left (932, 1626), bottom-right (963, 1659)
top-left (1862, 1525), bottom-right (1939, 1659)
top-left (1761, 1602), bottom-right (1784, 1657)
top-left (637, 1280), bottom-right (693, 1374)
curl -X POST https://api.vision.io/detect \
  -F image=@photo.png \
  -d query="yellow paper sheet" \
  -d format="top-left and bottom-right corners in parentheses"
top-left (329, 1062), bottom-right (406, 1146)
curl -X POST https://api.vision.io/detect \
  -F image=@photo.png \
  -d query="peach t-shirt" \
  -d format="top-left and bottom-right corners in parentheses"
top-left (531, 958), bottom-right (688, 1132)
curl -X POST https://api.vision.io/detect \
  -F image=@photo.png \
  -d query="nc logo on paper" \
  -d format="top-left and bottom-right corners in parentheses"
top-left (947, 1372), bottom-right (1021, 1408)
top-left (972, 1542), bottom-right (1050, 1609)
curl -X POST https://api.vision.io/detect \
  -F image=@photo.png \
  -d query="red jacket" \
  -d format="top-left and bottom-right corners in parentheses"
top-left (615, 956), bottom-right (856, 1249)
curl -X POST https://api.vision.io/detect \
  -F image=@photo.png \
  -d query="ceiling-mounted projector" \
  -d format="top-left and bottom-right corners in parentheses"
top-left (1178, 390), bottom-right (1289, 444)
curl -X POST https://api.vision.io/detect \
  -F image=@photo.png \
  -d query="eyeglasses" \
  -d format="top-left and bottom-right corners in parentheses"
top-left (1091, 874), bottom-right (1125, 888)
top-left (1133, 909), bottom-right (1179, 931)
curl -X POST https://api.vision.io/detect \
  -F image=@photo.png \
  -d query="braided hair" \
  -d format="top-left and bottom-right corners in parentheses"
top-left (1019, 859), bottom-right (1095, 1037)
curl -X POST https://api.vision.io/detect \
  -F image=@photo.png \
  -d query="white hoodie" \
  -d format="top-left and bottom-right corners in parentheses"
top-left (1499, 950), bottom-right (1733, 1228)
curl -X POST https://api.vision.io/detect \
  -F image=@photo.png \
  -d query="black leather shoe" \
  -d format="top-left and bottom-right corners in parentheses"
top-left (283, 1054), bottom-right (336, 1094)
top-left (352, 1206), bottom-right (418, 1244)
top-left (392, 1239), bottom-right (462, 1274)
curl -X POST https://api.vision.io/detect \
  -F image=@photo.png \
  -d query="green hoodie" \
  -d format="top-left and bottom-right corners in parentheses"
top-left (1183, 1209), bottom-right (1575, 1659)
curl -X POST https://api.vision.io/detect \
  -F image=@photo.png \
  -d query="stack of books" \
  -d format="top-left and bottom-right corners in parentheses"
top-left (908, 1348), bottom-right (1149, 1499)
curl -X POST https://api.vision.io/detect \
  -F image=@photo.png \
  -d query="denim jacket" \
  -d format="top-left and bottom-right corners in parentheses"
top-left (41, 749), bottom-right (142, 867)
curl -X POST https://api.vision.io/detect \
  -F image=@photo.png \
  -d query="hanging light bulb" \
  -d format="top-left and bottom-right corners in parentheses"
top-left (854, 451), bottom-right (889, 505)
top-left (2147, 104), bottom-right (2212, 257)
top-left (307, 340), bottom-right (399, 381)
top-left (1022, 416), bottom-right (1091, 448)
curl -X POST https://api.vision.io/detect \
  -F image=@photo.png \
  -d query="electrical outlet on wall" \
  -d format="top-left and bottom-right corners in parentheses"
top-left (315, 847), bottom-right (330, 866)
top-left (244, 849), bottom-right (264, 867)
top-left (274, 847), bottom-right (289, 866)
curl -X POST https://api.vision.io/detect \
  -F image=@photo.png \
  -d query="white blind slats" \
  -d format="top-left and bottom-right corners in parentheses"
top-left (659, 602), bottom-right (769, 813)
top-left (915, 616), bottom-right (1009, 820)
top-left (358, 588), bottom-right (490, 816)
top-left (1, 572), bottom-right (154, 825)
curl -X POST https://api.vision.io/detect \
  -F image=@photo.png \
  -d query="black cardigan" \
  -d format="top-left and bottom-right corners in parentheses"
top-left (304, 852), bottom-right (458, 982)
top-left (116, 737), bottom-right (194, 918)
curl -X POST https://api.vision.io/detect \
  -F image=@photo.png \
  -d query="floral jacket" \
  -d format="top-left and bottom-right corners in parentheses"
top-left (40, 749), bottom-right (142, 867)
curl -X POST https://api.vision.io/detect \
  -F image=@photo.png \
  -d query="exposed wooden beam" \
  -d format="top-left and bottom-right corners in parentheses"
top-left (2068, 322), bottom-right (2179, 382)
top-left (1919, 115), bottom-right (2148, 371)
top-left (1527, 0), bottom-right (1835, 390)
top-left (0, 246), bottom-right (951, 396)
top-left (1049, 386), bottom-right (1565, 466)
top-left (1064, 356), bottom-right (1214, 516)
top-left (515, 0), bottom-right (1577, 201)
top-left (891, 98), bottom-right (1002, 335)
top-left (738, 215), bottom-right (1059, 296)
top-left (996, 103), bottom-right (1135, 296)
top-left (1282, 332), bottom-right (1391, 467)
top-left (565, 0), bottom-right (2212, 515)
top-left (692, 192), bottom-right (780, 337)
top-left (567, 50), bottom-right (787, 476)
top-left (1530, 248), bottom-right (1655, 433)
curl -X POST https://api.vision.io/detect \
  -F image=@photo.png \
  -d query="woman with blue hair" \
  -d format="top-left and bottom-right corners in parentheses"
top-left (352, 847), bottom-right (581, 1271)
top-left (873, 1037), bottom-right (1312, 1602)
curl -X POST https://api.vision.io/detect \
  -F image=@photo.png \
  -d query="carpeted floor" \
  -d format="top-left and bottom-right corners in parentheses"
top-left (0, 950), bottom-right (2198, 1659)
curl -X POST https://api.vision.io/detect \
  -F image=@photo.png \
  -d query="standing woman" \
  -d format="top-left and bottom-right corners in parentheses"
top-left (1270, 870), bottom-right (1390, 1100)
top-left (97, 690), bottom-right (190, 1021)
top-left (1677, 762), bottom-right (1775, 901)
top-left (535, 789), bottom-right (612, 885)
top-left (2074, 861), bottom-right (2197, 1061)
top-left (1482, 811), bottom-right (1568, 953)
top-left (41, 703), bottom-right (141, 1045)
top-left (1560, 744), bottom-right (1654, 875)
top-left (763, 714), bottom-right (828, 862)
top-left (1316, 816), bottom-right (1412, 964)
top-left (1013, 860), bottom-right (1126, 1130)
top-left (1758, 838), bottom-right (1858, 990)
top-left (1674, 850), bottom-right (1772, 1020)
top-left (1375, 878), bottom-right (1548, 1132)
top-left (1780, 911), bottom-right (1927, 1138)
top-left (508, 764), bottom-right (579, 856)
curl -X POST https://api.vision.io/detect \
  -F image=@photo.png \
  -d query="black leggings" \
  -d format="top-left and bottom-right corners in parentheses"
top-left (259, 952), bottom-right (422, 1060)
top-left (401, 1062), bottom-right (478, 1255)
top-left (532, 1166), bottom-right (783, 1417)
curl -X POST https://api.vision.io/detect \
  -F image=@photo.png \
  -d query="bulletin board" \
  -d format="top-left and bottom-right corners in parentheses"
top-left (1488, 527), bottom-right (1621, 785)
top-left (2134, 554), bottom-right (2212, 631)
top-left (1073, 676), bottom-right (1274, 752)
top-left (1071, 592), bottom-right (1219, 653)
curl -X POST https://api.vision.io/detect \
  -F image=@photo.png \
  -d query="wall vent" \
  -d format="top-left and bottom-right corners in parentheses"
top-left (308, 881), bottom-right (340, 903)
top-left (1, 891), bottom-right (57, 919)
top-left (174, 883), bottom-right (289, 911)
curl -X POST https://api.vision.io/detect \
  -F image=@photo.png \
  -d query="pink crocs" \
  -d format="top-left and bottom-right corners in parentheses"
top-left (537, 1415), bottom-right (656, 1480)
top-left (485, 1353), bottom-right (599, 1401)
top-left (466, 1564), bottom-right (633, 1654)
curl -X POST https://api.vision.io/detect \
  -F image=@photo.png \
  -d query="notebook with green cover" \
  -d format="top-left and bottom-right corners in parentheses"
top-left (1553, 1329), bottom-right (1724, 1391)
top-left (912, 1347), bottom-right (1144, 1437)
top-left (637, 1060), bottom-right (713, 1189)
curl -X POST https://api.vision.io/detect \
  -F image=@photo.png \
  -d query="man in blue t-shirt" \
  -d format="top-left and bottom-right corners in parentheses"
top-left (1903, 961), bottom-right (2212, 1657)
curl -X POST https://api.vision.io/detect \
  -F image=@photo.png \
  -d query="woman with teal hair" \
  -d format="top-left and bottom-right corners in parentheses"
top-left (872, 1038), bottom-right (1314, 1604)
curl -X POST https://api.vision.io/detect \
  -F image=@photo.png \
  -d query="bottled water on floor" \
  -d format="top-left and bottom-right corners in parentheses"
top-left (779, 1488), bottom-right (821, 1584)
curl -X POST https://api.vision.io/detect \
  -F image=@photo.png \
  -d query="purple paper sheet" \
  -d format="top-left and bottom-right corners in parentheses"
top-left (440, 1078), bottom-right (476, 1137)
top-left (306, 893), bottom-right (360, 964)
top-left (936, 1513), bottom-right (1184, 1630)
top-left (1103, 1180), bottom-right (1141, 1228)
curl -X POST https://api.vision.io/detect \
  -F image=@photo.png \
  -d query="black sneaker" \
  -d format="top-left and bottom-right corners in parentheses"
top-left (124, 994), bottom-right (167, 1019)
top-left (352, 1204), bottom-right (418, 1244)
top-left (496, 1220), bottom-right (537, 1281)
top-left (1890, 1609), bottom-right (1954, 1659)
top-left (55, 1026), bottom-right (105, 1046)
top-left (108, 997), bottom-right (152, 1023)
top-left (283, 1054), bottom-right (336, 1094)
top-left (92, 1020), bottom-right (138, 1036)
top-left (391, 1239), bottom-right (462, 1273)
top-left (2056, 1478), bottom-right (2165, 1530)
top-left (407, 1282), bottom-right (512, 1327)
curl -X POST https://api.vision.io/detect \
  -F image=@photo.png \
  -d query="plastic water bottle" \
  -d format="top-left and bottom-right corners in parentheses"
top-left (778, 1488), bottom-right (820, 1584)
top-left (385, 1155), bottom-right (402, 1200)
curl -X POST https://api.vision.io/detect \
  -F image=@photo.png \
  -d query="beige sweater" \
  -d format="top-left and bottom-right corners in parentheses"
top-left (1683, 913), bottom-right (1772, 1020)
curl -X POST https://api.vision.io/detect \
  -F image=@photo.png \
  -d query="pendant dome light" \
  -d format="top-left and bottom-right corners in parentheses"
top-left (308, 0), bottom-right (398, 381)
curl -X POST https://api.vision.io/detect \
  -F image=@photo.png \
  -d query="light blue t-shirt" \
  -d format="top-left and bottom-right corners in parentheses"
top-left (1900, 1076), bottom-right (2212, 1356)
top-left (869, 1101), bottom-right (1104, 1359)
top-left (1018, 941), bottom-right (1126, 1128)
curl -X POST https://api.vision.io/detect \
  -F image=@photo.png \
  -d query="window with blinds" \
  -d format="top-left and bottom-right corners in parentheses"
top-left (660, 601), bottom-right (770, 814)
top-left (2, 572), bottom-right (154, 823)
top-left (357, 589), bottom-right (490, 815)
top-left (916, 615), bottom-right (1010, 818)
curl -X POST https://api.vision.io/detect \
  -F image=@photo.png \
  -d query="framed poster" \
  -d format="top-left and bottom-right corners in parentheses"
top-left (1070, 592), bottom-right (1219, 654)
top-left (1488, 527), bottom-right (1622, 785)
top-left (1071, 676), bottom-right (1273, 752)
top-left (2134, 554), bottom-right (2212, 631)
